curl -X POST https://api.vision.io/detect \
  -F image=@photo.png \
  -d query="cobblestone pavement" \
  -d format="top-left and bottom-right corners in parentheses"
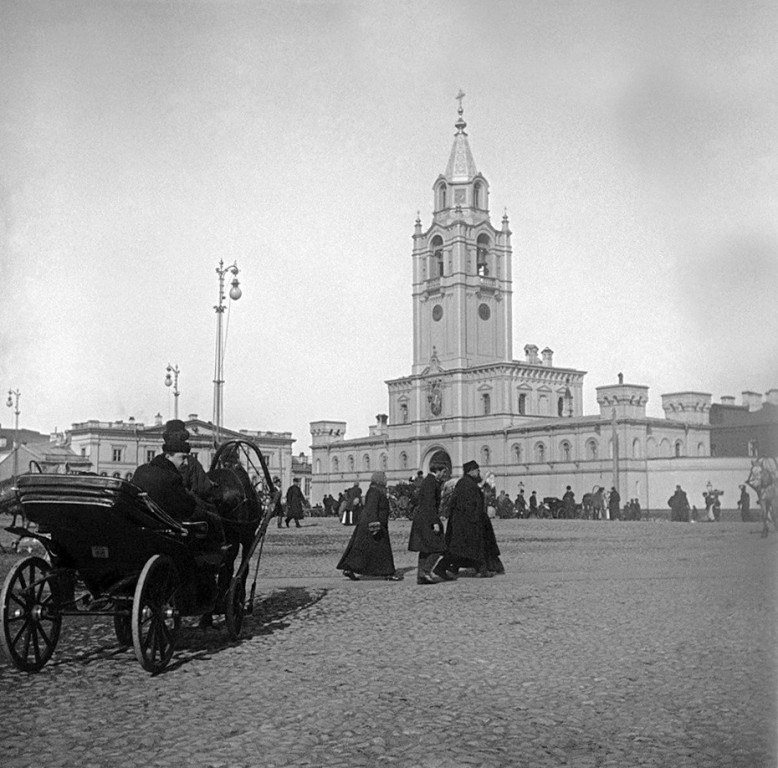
top-left (1, 518), bottom-right (775, 767)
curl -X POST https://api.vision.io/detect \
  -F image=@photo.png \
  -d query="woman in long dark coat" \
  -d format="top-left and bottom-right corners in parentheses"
top-left (336, 472), bottom-right (399, 580)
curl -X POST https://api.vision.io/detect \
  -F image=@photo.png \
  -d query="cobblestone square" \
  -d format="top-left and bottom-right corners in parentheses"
top-left (1, 518), bottom-right (775, 767)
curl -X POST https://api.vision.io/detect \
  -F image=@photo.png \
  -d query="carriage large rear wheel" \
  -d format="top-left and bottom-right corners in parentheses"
top-left (131, 555), bottom-right (180, 673)
top-left (225, 576), bottom-right (245, 640)
top-left (1, 556), bottom-right (62, 672)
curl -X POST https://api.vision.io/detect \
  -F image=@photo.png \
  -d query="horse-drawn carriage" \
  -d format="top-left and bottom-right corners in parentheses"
top-left (1, 440), bottom-right (276, 674)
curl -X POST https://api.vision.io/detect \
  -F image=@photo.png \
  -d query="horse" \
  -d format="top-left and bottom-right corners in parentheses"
top-left (746, 457), bottom-right (778, 538)
top-left (590, 486), bottom-right (606, 520)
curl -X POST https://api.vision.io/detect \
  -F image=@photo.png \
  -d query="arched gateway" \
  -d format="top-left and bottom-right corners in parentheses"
top-left (424, 449), bottom-right (452, 477)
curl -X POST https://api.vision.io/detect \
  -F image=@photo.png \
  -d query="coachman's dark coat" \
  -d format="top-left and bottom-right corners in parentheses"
top-left (336, 483), bottom-right (395, 576)
top-left (132, 454), bottom-right (197, 522)
top-left (408, 473), bottom-right (446, 554)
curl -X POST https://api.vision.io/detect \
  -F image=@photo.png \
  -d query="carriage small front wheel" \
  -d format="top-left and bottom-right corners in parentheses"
top-left (131, 554), bottom-right (180, 673)
top-left (1, 555), bottom-right (62, 672)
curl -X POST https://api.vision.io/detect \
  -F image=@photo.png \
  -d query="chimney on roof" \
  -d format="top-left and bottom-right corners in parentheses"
top-left (766, 389), bottom-right (778, 406)
top-left (541, 347), bottom-right (553, 367)
top-left (524, 344), bottom-right (539, 364)
top-left (154, 413), bottom-right (163, 426)
top-left (720, 395), bottom-right (736, 405)
top-left (188, 414), bottom-right (198, 420)
top-left (741, 391), bottom-right (762, 412)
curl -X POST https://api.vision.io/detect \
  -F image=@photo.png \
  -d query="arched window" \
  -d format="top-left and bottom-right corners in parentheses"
top-left (481, 446), bottom-right (490, 465)
top-left (363, 454), bottom-right (370, 470)
top-left (124, 471), bottom-right (134, 481)
top-left (400, 452), bottom-right (408, 470)
top-left (332, 456), bottom-right (339, 473)
top-left (482, 393), bottom-right (491, 415)
top-left (438, 183), bottom-right (447, 210)
top-left (380, 453), bottom-right (388, 470)
top-left (558, 397), bottom-right (565, 416)
top-left (431, 235), bottom-right (444, 277)
top-left (399, 402), bottom-right (408, 423)
top-left (518, 393), bottom-right (527, 415)
top-left (674, 440), bottom-right (683, 458)
top-left (632, 438), bottom-right (641, 459)
top-left (347, 455), bottom-right (355, 472)
top-left (512, 443), bottom-right (522, 463)
top-left (660, 438), bottom-right (671, 457)
top-left (534, 442), bottom-right (546, 462)
top-left (315, 459), bottom-right (321, 474)
top-left (697, 442), bottom-right (705, 457)
top-left (539, 394), bottom-right (549, 415)
top-left (586, 439), bottom-right (598, 460)
top-left (476, 234), bottom-right (490, 276)
top-left (647, 438), bottom-right (657, 458)
top-left (473, 181), bottom-right (482, 209)
top-left (560, 441), bottom-right (571, 462)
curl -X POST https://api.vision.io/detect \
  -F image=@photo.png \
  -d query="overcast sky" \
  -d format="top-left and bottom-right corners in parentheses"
top-left (1, 0), bottom-right (776, 451)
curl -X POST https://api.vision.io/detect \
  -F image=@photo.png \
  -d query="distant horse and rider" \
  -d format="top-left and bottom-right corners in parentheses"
top-left (746, 457), bottom-right (777, 538)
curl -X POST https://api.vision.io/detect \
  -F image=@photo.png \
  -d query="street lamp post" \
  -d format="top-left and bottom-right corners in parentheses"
top-left (213, 259), bottom-right (242, 445)
top-left (164, 364), bottom-right (180, 420)
top-left (6, 389), bottom-right (21, 484)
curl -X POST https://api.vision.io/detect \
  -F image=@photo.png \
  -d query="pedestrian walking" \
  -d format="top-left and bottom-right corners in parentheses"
top-left (738, 485), bottom-right (752, 522)
top-left (515, 489), bottom-right (526, 518)
top-left (668, 485), bottom-right (691, 522)
top-left (433, 460), bottom-right (498, 579)
top-left (609, 486), bottom-right (621, 521)
top-left (408, 464), bottom-right (447, 584)
top-left (562, 486), bottom-right (576, 519)
top-left (285, 478), bottom-right (307, 528)
top-left (528, 490), bottom-right (538, 518)
top-left (336, 472), bottom-right (400, 581)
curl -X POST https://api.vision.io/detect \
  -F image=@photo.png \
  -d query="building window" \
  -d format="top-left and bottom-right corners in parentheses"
top-left (431, 235), bottom-right (444, 277)
top-left (476, 234), bottom-right (490, 276)
top-left (586, 439), bottom-right (598, 460)
top-left (146, 449), bottom-right (155, 463)
top-left (112, 448), bottom-right (123, 463)
top-left (400, 452), bottom-right (408, 470)
top-left (557, 397), bottom-right (565, 416)
top-left (380, 454), bottom-right (387, 471)
top-left (438, 183), bottom-right (447, 210)
top-left (539, 394), bottom-right (549, 415)
top-left (81, 447), bottom-right (87, 457)
top-left (482, 393), bottom-right (491, 415)
top-left (560, 441), bottom-right (571, 462)
top-left (473, 181), bottom-right (482, 209)
top-left (518, 393), bottom-right (527, 415)
top-left (347, 455), bottom-right (355, 472)
top-left (112, 471), bottom-right (121, 478)
top-left (748, 439), bottom-right (759, 457)
top-left (363, 454), bottom-right (370, 471)
top-left (674, 440), bottom-right (683, 458)
top-left (315, 459), bottom-right (321, 474)
top-left (535, 442), bottom-right (546, 462)
top-left (632, 438), bottom-right (641, 458)
top-left (481, 446), bottom-right (490, 465)
top-left (512, 444), bottom-right (522, 463)
top-left (332, 456), bottom-right (339, 473)
top-left (124, 471), bottom-right (133, 481)
top-left (698, 442), bottom-right (706, 457)
top-left (400, 403), bottom-right (408, 423)
top-left (660, 438), bottom-right (671, 457)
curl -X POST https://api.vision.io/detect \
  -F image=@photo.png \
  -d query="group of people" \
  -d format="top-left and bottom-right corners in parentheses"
top-left (335, 460), bottom-right (504, 584)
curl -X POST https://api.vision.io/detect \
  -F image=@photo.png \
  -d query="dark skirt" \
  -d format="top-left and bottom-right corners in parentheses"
top-left (336, 525), bottom-right (395, 576)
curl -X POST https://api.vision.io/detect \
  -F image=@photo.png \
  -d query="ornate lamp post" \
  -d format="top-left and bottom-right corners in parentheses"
top-left (164, 364), bottom-right (180, 420)
top-left (213, 259), bottom-right (242, 445)
top-left (6, 389), bottom-right (21, 484)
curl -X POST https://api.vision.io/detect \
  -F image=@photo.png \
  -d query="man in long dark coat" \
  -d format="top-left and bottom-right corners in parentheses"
top-left (285, 478), bottom-right (306, 528)
top-left (434, 460), bottom-right (494, 579)
top-left (668, 485), bottom-right (690, 522)
top-left (408, 464), bottom-right (448, 584)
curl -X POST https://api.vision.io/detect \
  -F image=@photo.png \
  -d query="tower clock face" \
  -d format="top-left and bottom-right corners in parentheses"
top-left (432, 304), bottom-right (443, 321)
top-left (478, 303), bottom-right (491, 320)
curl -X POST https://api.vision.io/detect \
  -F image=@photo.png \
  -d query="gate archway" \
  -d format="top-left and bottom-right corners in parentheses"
top-left (424, 448), bottom-right (452, 477)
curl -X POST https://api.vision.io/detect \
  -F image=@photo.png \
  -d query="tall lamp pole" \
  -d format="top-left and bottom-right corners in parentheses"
top-left (164, 364), bottom-right (180, 420)
top-left (213, 259), bottom-right (242, 445)
top-left (6, 389), bottom-right (21, 484)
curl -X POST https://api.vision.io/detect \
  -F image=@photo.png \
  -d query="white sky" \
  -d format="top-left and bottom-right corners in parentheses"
top-left (1, 0), bottom-right (776, 451)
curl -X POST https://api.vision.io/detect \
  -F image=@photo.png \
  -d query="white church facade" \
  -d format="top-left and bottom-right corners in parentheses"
top-left (310, 102), bottom-right (751, 513)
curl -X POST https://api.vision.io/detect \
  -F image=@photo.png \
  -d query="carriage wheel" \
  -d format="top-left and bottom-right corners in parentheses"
top-left (1, 556), bottom-right (62, 672)
top-left (224, 577), bottom-right (245, 640)
top-left (131, 555), bottom-right (180, 673)
top-left (113, 613), bottom-right (133, 647)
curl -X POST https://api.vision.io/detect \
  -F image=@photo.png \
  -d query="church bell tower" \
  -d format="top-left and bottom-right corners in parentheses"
top-left (412, 93), bottom-right (513, 375)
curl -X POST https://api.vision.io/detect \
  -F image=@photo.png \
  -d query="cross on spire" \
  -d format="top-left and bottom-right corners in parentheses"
top-left (456, 89), bottom-right (466, 114)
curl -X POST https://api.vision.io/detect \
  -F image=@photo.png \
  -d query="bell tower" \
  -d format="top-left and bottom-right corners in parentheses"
top-left (412, 92), bottom-right (513, 374)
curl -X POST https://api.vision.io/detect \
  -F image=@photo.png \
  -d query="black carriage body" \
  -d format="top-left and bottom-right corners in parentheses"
top-left (14, 474), bottom-right (216, 614)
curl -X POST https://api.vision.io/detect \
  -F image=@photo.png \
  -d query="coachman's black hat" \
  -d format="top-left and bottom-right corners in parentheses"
top-left (463, 460), bottom-right (480, 474)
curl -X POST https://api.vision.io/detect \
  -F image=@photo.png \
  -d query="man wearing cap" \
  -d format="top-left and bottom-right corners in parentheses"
top-left (434, 460), bottom-right (494, 579)
top-left (408, 463), bottom-right (448, 584)
top-left (285, 477), bottom-right (307, 528)
top-left (132, 425), bottom-right (198, 522)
